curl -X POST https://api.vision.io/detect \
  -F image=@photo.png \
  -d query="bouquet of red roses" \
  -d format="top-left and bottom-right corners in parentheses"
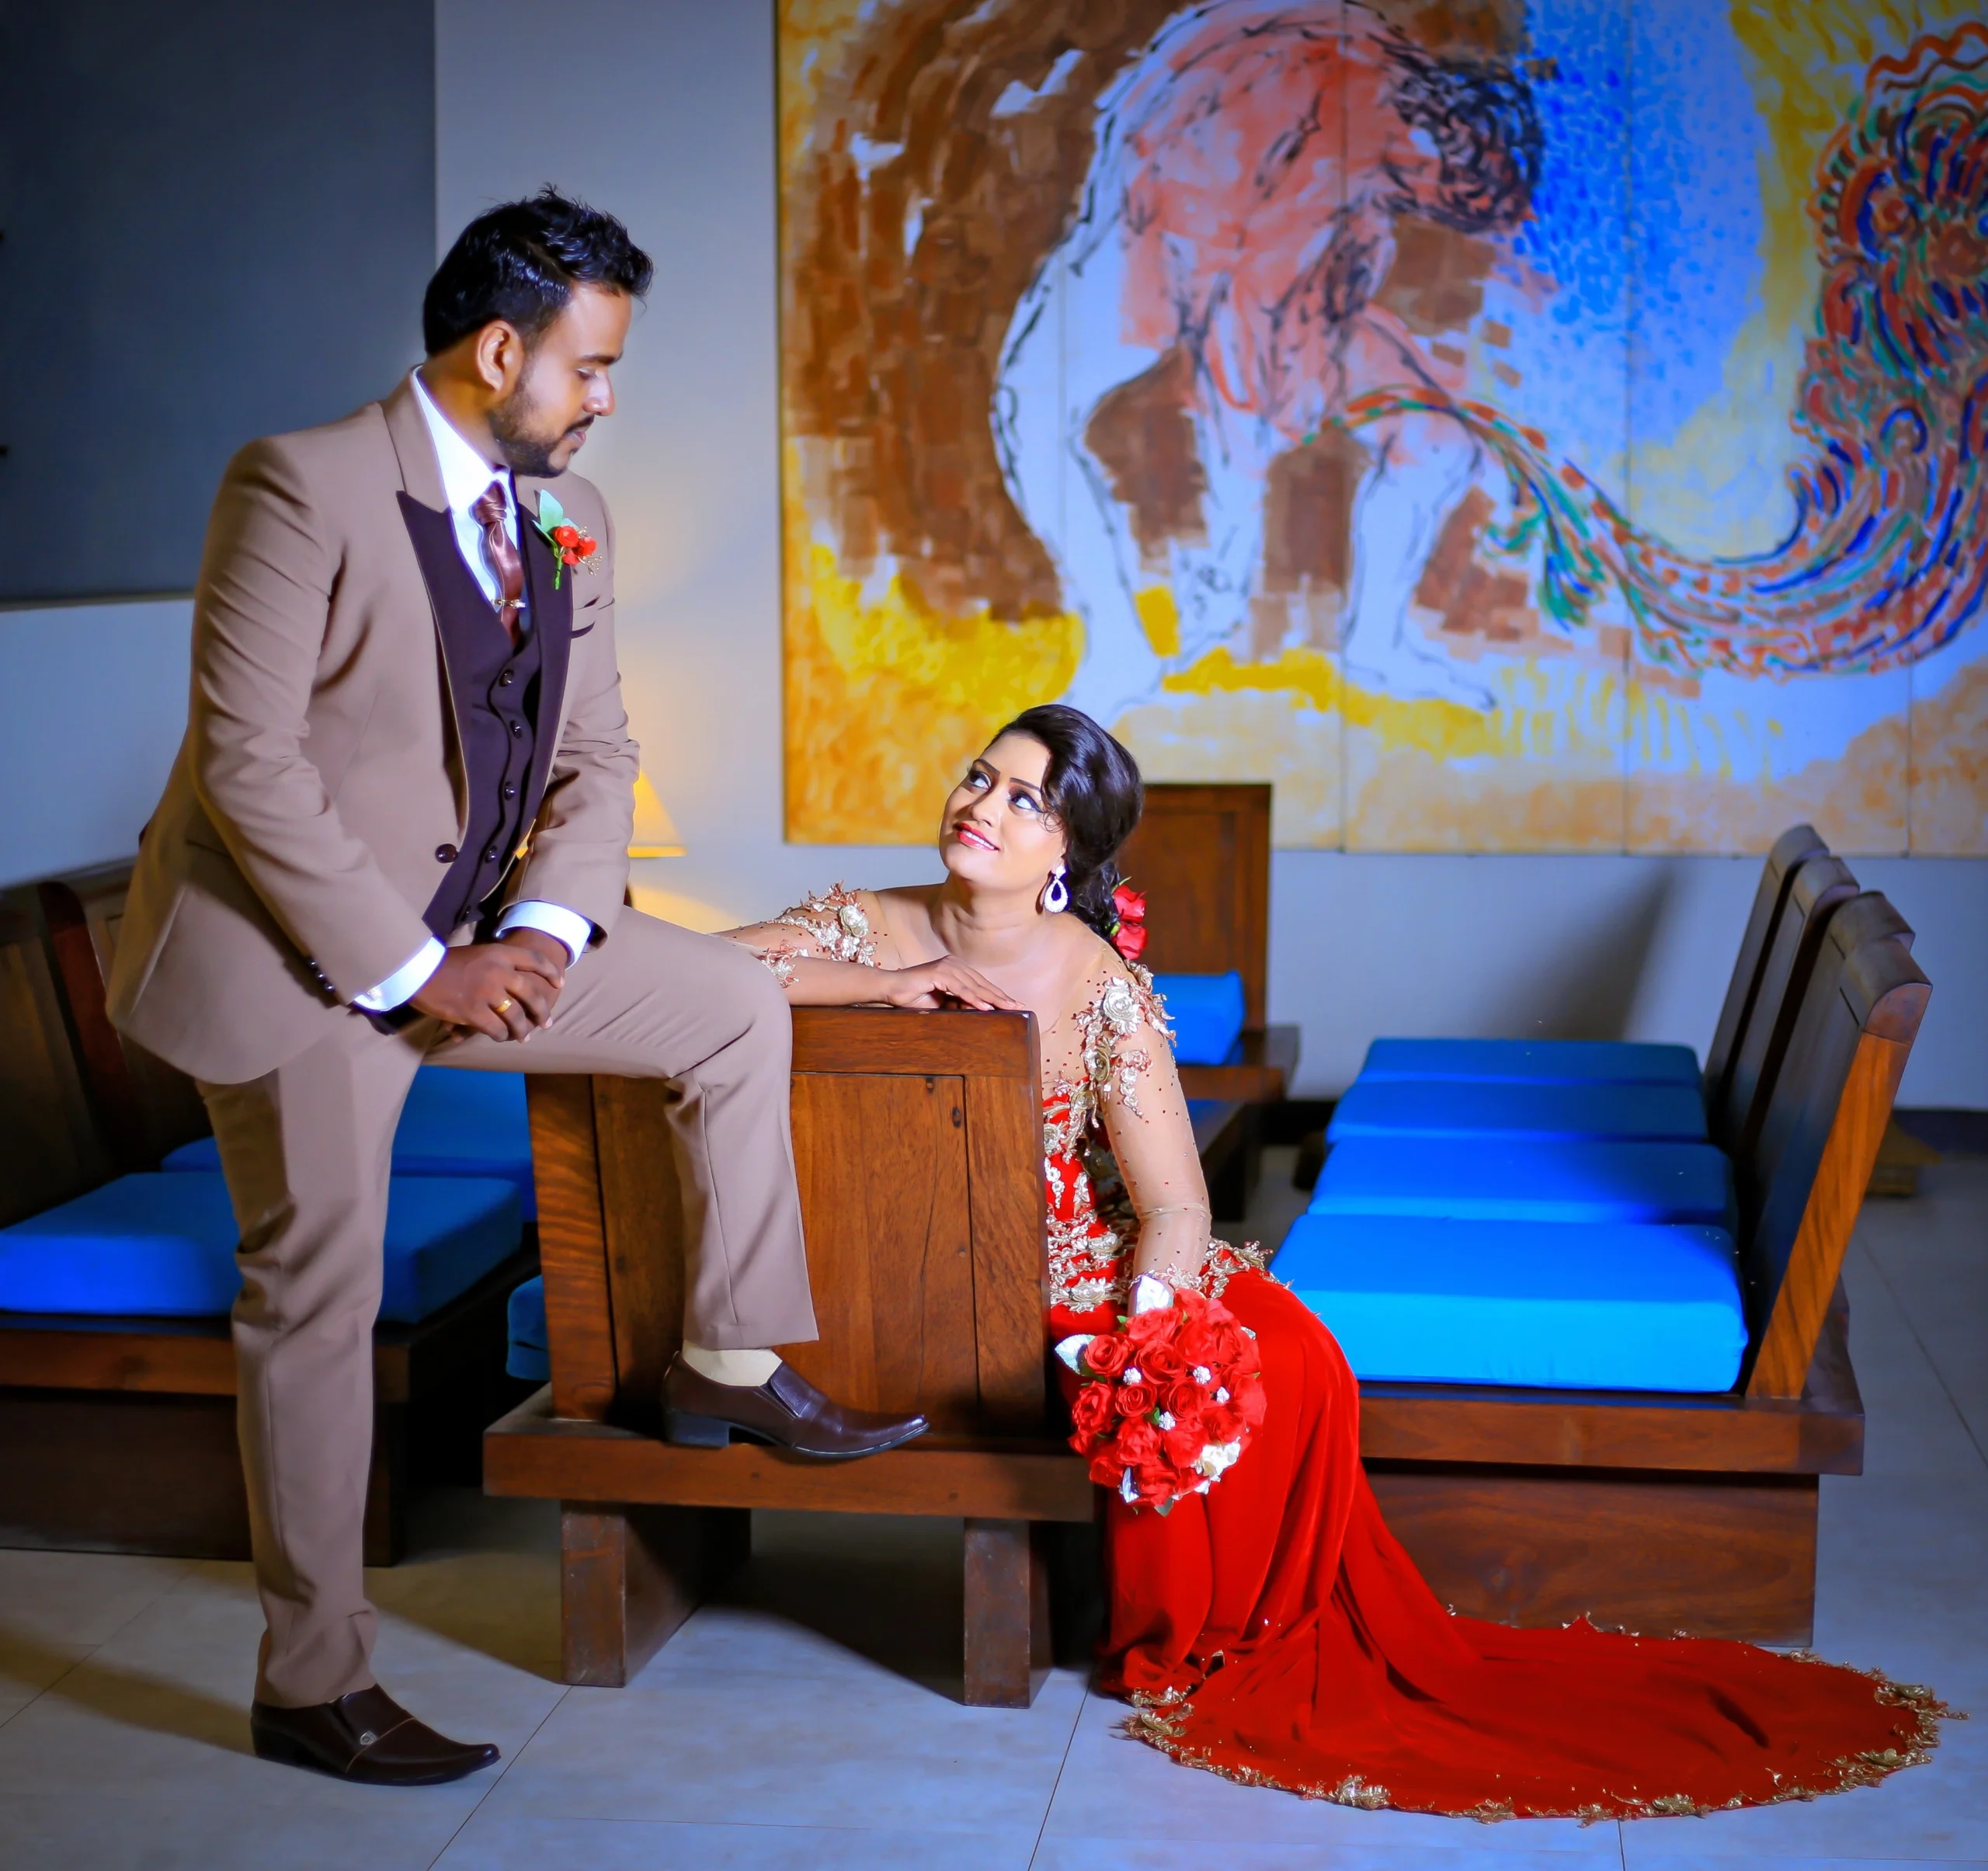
top-left (1056, 1284), bottom-right (1267, 1511)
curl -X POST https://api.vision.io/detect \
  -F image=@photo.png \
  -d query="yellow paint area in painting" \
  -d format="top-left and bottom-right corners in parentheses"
top-left (1135, 586), bottom-right (1180, 658)
top-left (786, 540), bottom-right (1082, 843)
top-left (777, 0), bottom-right (866, 165)
top-left (1160, 645), bottom-right (1622, 767)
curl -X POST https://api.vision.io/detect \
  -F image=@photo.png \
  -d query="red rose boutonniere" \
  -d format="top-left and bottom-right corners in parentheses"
top-left (532, 492), bottom-right (599, 590)
top-left (1107, 882), bottom-right (1147, 963)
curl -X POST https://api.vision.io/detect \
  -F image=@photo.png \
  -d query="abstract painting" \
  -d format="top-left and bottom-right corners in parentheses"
top-left (779, 0), bottom-right (1988, 852)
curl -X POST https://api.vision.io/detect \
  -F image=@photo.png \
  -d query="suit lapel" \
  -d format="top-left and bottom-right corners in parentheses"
top-left (382, 376), bottom-right (449, 509)
top-left (516, 487), bottom-right (574, 826)
top-left (383, 377), bottom-right (468, 831)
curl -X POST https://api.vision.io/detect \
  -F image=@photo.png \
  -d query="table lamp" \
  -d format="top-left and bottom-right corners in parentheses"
top-left (628, 770), bottom-right (686, 859)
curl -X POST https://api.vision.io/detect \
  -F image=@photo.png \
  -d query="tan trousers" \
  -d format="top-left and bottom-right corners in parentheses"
top-left (198, 911), bottom-right (816, 1707)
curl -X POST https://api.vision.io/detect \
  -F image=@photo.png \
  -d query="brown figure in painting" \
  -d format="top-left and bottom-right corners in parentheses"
top-left (993, 1), bottom-right (1540, 715)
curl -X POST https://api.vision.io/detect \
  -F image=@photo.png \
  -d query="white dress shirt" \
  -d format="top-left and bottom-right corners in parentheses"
top-left (351, 375), bottom-right (594, 1012)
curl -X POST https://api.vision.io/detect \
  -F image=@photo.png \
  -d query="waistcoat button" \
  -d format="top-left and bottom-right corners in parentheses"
top-left (509, 721), bottom-right (523, 737)
top-left (435, 843), bottom-right (458, 863)
top-left (504, 783), bottom-right (518, 799)
top-left (499, 669), bottom-right (514, 687)
top-left (483, 847), bottom-right (498, 864)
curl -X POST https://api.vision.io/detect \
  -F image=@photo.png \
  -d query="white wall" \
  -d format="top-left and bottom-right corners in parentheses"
top-left (0, 600), bottom-right (191, 888)
top-left (434, 0), bottom-right (1985, 1107)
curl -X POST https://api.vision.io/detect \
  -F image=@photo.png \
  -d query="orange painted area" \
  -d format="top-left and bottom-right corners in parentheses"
top-left (1908, 656), bottom-right (1988, 855)
top-left (1116, 12), bottom-right (1432, 440)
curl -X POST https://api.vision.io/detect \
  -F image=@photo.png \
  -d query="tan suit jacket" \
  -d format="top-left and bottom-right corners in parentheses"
top-left (109, 377), bottom-right (638, 1084)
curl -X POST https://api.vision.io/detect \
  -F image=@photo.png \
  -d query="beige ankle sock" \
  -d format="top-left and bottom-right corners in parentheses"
top-left (681, 1343), bottom-right (781, 1387)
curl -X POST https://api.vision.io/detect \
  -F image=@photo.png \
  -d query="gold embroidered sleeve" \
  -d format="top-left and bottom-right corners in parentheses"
top-left (1090, 972), bottom-right (1217, 1292)
top-left (732, 884), bottom-right (883, 984)
top-left (1079, 965), bottom-right (1174, 1117)
top-left (770, 884), bottom-right (881, 967)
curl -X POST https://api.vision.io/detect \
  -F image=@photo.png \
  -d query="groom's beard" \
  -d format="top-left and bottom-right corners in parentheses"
top-left (489, 383), bottom-right (588, 478)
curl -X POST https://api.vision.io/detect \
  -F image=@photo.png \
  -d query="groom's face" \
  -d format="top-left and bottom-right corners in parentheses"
top-left (490, 282), bottom-right (633, 477)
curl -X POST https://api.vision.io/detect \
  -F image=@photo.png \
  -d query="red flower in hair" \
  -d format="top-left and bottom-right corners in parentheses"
top-left (1108, 882), bottom-right (1147, 962)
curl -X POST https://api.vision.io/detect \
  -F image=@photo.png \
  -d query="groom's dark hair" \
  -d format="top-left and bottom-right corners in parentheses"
top-left (423, 187), bottom-right (654, 356)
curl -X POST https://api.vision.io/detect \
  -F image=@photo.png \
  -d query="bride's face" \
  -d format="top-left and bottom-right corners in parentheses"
top-left (940, 732), bottom-right (1067, 898)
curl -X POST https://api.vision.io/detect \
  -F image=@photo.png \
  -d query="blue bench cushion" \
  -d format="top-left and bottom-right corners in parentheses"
top-left (1360, 1038), bottom-right (1700, 1087)
top-left (0, 1172), bottom-right (522, 1323)
top-left (506, 1275), bottom-right (549, 1382)
top-left (1312, 1137), bottom-right (1733, 1227)
top-left (1272, 1212), bottom-right (1746, 1392)
top-left (1327, 1079), bottom-right (1708, 1144)
top-left (165, 1066), bottom-right (536, 1219)
top-left (1151, 971), bottom-right (1247, 1066)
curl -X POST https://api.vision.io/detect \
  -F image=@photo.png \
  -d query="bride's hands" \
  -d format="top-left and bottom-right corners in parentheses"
top-left (878, 955), bottom-right (1020, 1011)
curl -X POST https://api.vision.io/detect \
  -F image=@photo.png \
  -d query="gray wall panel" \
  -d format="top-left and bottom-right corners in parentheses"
top-left (0, 0), bottom-right (434, 600)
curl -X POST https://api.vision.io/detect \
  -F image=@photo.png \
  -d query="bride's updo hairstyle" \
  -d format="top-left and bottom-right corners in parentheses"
top-left (993, 704), bottom-right (1144, 941)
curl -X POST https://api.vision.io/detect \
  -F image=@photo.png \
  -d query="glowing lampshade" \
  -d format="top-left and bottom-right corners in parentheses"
top-left (629, 770), bottom-right (686, 858)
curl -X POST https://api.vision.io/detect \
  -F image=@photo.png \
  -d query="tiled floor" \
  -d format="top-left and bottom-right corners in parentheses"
top-left (2, 1149), bottom-right (1983, 1870)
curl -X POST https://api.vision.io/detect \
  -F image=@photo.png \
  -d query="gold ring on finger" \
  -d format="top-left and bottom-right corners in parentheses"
top-left (495, 997), bottom-right (514, 1014)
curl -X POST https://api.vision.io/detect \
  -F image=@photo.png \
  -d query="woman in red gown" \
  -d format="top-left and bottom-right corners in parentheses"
top-left (724, 704), bottom-right (1950, 1820)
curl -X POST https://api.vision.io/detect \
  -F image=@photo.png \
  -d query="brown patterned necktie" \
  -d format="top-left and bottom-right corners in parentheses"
top-left (471, 479), bottom-right (525, 641)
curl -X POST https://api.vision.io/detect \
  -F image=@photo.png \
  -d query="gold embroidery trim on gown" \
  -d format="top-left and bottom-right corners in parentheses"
top-left (1122, 1669), bottom-right (1959, 1821)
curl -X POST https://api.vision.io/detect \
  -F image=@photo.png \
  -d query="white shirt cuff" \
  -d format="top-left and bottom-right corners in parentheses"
top-left (353, 937), bottom-right (446, 1012)
top-left (495, 901), bottom-right (593, 967)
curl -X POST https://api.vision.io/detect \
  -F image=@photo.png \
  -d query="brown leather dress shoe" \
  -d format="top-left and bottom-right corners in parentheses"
top-left (663, 1355), bottom-right (929, 1459)
top-left (250, 1685), bottom-right (499, 1786)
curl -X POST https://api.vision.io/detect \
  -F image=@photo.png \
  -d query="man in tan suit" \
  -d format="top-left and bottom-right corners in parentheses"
top-left (109, 191), bottom-right (924, 1786)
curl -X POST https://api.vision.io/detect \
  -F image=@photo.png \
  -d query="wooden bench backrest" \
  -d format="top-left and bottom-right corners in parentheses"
top-left (34, 862), bottom-right (209, 1172)
top-left (1713, 854), bottom-right (1860, 1157)
top-left (1740, 892), bottom-right (1928, 1398)
top-left (0, 889), bottom-right (110, 1227)
top-left (529, 1007), bottom-right (1050, 1436)
top-left (1115, 783), bottom-right (1272, 1030)
top-left (1702, 822), bottom-right (1826, 1104)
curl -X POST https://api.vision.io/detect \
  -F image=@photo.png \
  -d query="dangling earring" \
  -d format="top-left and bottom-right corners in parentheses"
top-left (1042, 861), bottom-right (1070, 915)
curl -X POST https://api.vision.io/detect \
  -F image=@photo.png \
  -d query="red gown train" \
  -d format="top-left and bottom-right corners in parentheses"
top-left (1044, 1085), bottom-right (1951, 1821)
top-left (759, 892), bottom-right (1952, 1819)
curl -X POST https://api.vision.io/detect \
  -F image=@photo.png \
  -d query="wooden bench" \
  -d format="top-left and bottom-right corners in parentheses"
top-left (489, 878), bottom-right (1927, 1691)
top-left (0, 864), bottom-right (532, 1565)
top-left (1359, 889), bottom-right (1923, 1643)
top-left (487, 1009), bottom-right (1084, 1703)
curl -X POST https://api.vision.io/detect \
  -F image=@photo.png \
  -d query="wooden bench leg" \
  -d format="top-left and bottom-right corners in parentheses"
top-left (963, 1518), bottom-right (1051, 1707)
top-left (560, 1502), bottom-right (749, 1687)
